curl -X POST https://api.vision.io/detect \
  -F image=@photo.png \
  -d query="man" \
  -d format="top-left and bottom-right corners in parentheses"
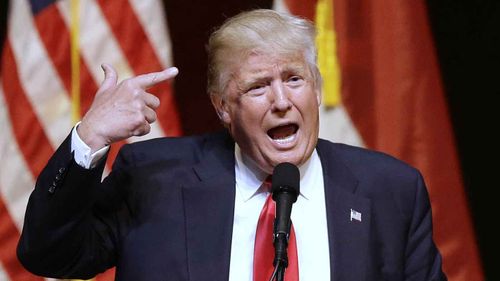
top-left (17, 9), bottom-right (446, 281)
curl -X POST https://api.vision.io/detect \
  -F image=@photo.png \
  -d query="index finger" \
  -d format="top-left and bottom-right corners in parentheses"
top-left (134, 67), bottom-right (179, 89)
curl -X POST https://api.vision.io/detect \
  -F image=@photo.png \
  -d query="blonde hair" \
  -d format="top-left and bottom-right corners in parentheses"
top-left (207, 9), bottom-right (321, 97)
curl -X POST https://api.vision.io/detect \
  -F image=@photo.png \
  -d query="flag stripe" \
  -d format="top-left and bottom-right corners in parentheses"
top-left (127, 0), bottom-right (181, 137)
top-left (69, 0), bottom-right (82, 122)
top-left (0, 0), bottom-right (181, 279)
top-left (0, 84), bottom-right (36, 230)
top-left (0, 263), bottom-right (9, 281)
top-left (280, 0), bottom-right (484, 279)
top-left (128, 0), bottom-right (172, 68)
top-left (56, 0), bottom-right (136, 123)
top-left (0, 193), bottom-right (43, 280)
top-left (336, 1), bottom-right (483, 278)
top-left (34, 6), bottom-right (72, 95)
top-left (34, 4), bottom-right (99, 116)
top-left (56, 0), bottom-right (129, 83)
top-left (1, 43), bottom-right (55, 179)
top-left (97, 0), bottom-right (162, 73)
top-left (8, 0), bottom-right (72, 147)
top-left (55, 0), bottom-right (170, 140)
top-left (274, 0), bottom-right (364, 147)
top-left (319, 104), bottom-right (364, 146)
top-left (273, 0), bottom-right (291, 13)
top-left (97, 0), bottom-right (181, 136)
top-left (284, 0), bottom-right (317, 20)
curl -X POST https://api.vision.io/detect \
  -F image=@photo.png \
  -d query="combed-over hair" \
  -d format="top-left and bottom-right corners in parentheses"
top-left (207, 9), bottom-right (321, 97)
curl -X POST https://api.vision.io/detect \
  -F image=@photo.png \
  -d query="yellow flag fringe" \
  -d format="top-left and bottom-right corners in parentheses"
top-left (315, 0), bottom-right (341, 107)
top-left (70, 0), bottom-right (81, 124)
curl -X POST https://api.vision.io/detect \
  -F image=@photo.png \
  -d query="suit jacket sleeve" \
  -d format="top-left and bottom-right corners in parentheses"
top-left (17, 132), bottom-right (133, 279)
top-left (403, 171), bottom-right (447, 281)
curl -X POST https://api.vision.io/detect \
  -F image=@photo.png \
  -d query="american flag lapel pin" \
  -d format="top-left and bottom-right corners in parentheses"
top-left (350, 208), bottom-right (362, 222)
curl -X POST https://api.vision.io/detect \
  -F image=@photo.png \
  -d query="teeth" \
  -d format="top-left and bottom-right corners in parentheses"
top-left (273, 134), bottom-right (295, 144)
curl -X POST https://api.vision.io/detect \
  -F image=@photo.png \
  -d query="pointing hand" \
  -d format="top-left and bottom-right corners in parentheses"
top-left (77, 64), bottom-right (179, 152)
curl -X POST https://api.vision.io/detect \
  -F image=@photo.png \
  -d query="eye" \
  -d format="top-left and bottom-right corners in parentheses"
top-left (248, 84), bottom-right (264, 91)
top-left (286, 76), bottom-right (304, 86)
top-left (245, 84), bottom-right (267, 96)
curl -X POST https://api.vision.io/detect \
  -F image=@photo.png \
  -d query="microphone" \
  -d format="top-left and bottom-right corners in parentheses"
top-left (271, 162), bottom-right (300, 275)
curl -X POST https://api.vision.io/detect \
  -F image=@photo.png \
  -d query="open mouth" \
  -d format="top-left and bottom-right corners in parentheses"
top-left (267, 124), bottom-right (299, 143)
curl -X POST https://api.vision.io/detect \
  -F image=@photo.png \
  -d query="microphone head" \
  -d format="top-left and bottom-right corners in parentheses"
top-left (271, 162), bottom-right (300, 201)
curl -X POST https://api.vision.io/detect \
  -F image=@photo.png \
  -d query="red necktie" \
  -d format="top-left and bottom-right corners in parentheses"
top-left (253, 178), bottom-right (299, 281)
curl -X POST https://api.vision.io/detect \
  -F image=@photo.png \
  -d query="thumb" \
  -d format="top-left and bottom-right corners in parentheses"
top-left (98, 63), bottom-right (118, 93)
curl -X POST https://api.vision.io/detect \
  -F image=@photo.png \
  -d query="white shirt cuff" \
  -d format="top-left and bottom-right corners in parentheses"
top-left (71, 122), bottom-right (109, 169)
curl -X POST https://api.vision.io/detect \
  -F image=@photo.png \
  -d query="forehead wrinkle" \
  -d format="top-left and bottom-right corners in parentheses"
top-left (242, 60), bottom-right (306, 81)
top-left (230, 53), bottom-right (310, 93)
top-left (234, 67), bottom-right (272, 91)
top-left (281, 63), bottom-right (307, 76)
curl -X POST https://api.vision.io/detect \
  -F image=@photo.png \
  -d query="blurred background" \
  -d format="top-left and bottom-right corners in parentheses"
top-left (0, 0), bottom-right (498, 280)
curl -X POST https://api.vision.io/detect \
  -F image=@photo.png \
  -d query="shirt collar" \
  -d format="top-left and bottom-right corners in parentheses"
top-left (234, 144), bottom-right (318, 202)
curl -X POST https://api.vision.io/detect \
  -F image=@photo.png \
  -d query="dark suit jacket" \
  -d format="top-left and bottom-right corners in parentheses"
top-left (17, 131), bottom-right (446, 281)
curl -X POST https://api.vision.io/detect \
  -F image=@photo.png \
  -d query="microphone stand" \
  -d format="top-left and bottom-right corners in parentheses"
top-left (269, 231), bottom-right (289, 281)
top-left (268, 162), bottom-right (300, 281)
top-left (269, 264), bottom-right (285, 281)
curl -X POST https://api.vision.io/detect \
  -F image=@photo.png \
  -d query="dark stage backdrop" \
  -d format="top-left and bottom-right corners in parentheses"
top-left (0, 0), bottom-right (498, 279)
top-left (426, 2), bottom-right (498, 280)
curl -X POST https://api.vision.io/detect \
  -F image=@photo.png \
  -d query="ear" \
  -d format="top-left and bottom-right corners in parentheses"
top-left (210, 93), bottom-right (231, 126)
top-left (316, 88), bottom-right (322, 107)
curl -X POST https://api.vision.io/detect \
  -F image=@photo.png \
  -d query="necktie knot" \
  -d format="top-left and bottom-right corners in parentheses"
top-left (263, 175), bottom-right (272, 192)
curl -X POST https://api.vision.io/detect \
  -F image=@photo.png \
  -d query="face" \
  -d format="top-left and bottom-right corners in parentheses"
top-left (211, 51), bottom-right (321, 174)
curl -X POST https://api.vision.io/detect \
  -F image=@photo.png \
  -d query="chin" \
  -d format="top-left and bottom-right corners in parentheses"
top-left (269, 152), bottom-right (304, 167)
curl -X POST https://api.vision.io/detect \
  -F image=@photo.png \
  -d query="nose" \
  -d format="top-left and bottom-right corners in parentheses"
top-left (270, 81), bottom-right (292, 112)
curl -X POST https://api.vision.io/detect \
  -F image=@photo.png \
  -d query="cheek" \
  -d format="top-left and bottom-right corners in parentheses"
top-left (294, 92), bottom-right (319, 114)
top-left (239, 98), bottom-right (269, 121)
top-left (229, 105), bottom-right (262, 137)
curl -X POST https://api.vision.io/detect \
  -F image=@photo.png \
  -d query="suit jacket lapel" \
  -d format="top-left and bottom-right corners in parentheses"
top-left (182, 132), bottom-right (236, 281)
top-left (317, 140), bottom-right (372, 281)
top-left (182, 136), bottom-right (373, 280)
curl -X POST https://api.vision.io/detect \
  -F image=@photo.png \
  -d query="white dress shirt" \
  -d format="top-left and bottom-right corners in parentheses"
top-left (71, 123), bottom-right (109, 169)
top-left (71, 128), bottom-right (331, 280)
top-left (229, 144), bottom-right (330, 281)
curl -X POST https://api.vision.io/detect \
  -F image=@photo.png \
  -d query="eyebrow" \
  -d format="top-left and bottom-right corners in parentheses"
top-left (240, 64), bottom-right (307, 85)
top-left (238, 76), bottom-right (269, 89)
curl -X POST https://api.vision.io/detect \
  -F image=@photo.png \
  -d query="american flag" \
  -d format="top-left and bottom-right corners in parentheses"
top-left (0, 0), bottom-right (180, 279)
top-left (0, 0), bottom-right (485, 280)
top-left (349, 209), bottom-right (361, 222)
top-left (277, 0), bottom-right (483, 279)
